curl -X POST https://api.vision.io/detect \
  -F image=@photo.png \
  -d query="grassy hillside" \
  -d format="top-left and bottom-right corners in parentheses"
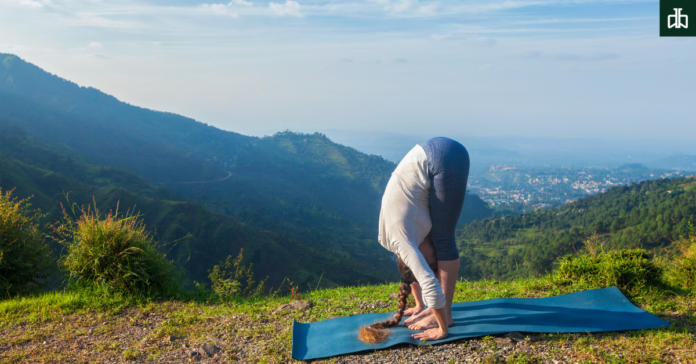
top-left (457, 177), bottom-right (696, 280)
top-left (3, 211), bottom-right (694, 362)
top-left (0, 275), bottom-right (693, 363)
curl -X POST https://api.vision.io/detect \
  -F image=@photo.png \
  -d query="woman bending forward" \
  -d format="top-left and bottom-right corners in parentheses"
top-left (378, 137), bottom-right (469, 341)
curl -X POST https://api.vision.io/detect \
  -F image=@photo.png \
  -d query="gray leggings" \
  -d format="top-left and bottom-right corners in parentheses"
top-left (420, 137), bottom-right (470, 261)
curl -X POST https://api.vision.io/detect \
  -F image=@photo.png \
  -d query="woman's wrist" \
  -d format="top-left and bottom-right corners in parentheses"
top-left (433, 307), bottom-right (449, 335)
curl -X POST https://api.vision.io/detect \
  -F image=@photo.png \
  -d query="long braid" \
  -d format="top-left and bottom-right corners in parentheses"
top-left (359, 256), bottom-right (437, 344)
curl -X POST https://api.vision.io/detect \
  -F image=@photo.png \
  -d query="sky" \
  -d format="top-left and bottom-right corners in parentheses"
top-left (0, 0), bottom-right (695, 140)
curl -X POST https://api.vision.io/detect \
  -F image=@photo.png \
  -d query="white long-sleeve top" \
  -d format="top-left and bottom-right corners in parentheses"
top-left (378, 145), bottom-right (446, 310)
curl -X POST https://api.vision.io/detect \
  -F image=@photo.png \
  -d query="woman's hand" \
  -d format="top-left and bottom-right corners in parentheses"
top-left (411, 306), bottom-right (448, 341)
top-left (411, 328), bottom-right (447, 341)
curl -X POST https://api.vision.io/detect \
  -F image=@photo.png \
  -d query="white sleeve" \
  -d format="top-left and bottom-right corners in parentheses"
top-left (396, 241), bottom-right (446, 310)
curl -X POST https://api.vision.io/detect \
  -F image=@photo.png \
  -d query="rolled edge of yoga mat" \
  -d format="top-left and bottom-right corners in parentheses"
top-left (291, 287), bottom-right (671, 361)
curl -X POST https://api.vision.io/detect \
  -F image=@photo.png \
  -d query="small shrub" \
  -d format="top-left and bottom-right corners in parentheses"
top-left (122, 349), bottom-right (138, 361)
top-left (208, 249), bottom-right (267, 300)
top-left (669, 222), bottom-right (696, 289)
top-left (555, 244), bottom-right (662, 290)
top-left (56, 203), bottom-right (181, 296)
top-left (0, 188), bottom-right (54, 297)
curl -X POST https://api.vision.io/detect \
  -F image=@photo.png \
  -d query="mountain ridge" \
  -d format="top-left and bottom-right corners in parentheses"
top-left (0, 53), bottom-right (493, 288)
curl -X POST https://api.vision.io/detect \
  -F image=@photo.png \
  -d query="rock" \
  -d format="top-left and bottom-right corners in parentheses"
top-left (200, 343), bottom-right (221, 357)
top-left (494, 337), bottom-right (516, 348)
top-left (189, 350), bottom-right (202, 361)
top-left (165, 336), bottom-right (176, 343)
top-left (206, 335), bottom-right (224, 345)
top-left (274, 300), bottom-right (314, 313)
top-left (506, 331), bottom-right (525, 341)
top-left (389, 293), bottom-right (398, 299)
top-left (516, 340), bottom-right (531, 348)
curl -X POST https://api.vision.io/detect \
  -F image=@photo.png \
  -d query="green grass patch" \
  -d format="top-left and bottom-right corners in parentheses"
top-left (55, 202), bottom-right (182, 297)
top-left (0, 188), bottom-right (54, 297)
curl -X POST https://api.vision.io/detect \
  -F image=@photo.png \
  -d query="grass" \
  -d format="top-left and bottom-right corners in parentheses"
top-left (1, 276), bottom-right (694, 363)
top-left (555, 249), bottom-right (662, 290)
top-left (0, 188), bottom-right (54, 297)
top-left (55, 202), bottom-right (182, 297)
top-left (2, 224), bottom-right (695, 363)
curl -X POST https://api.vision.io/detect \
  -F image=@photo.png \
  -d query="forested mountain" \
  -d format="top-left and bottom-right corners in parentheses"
top-left (0, 128), bottom-right (402, 287)
top-left (0, 53), bottom-right (492, 288)
top-left (457, 176), bottom-right (696, 280)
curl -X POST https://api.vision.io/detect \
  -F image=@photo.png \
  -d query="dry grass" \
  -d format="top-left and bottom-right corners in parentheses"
top-left (1, 279), bottom-right (693, 363)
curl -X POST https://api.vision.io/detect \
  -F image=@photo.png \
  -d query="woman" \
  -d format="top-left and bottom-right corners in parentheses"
top-left (368, 137), bottom-right (469, 342)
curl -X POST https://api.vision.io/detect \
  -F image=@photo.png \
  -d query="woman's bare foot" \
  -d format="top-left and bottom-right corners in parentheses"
top-left (407, 310), bottom-right (453, 330)
top-left (401, 305), bottom-right (425, 317)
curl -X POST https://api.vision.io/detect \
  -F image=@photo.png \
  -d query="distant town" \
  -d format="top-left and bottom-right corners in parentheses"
top-left (468, 164), bottom-right (695, 213)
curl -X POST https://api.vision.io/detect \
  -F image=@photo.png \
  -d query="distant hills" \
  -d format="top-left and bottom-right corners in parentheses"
top-left (457, 176), bottom-right (696, 280)
top-left (647, 154), bottom-right (696, 171)
top-left (1, 53), bottom-right (694, 288)
top-left (0, 53), bottom-right (492, 288)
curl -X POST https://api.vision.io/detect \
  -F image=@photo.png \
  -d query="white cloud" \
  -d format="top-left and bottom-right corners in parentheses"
top-left (388, 0), bottom-right (415, 12)
top-left (429, 34), bottom-right (495, 46)
top-left (199, 0), bottom-right (253, 17)
top-left (229, 0), bottom-right (253, 5)
top-left (430, 33), bottom-right (454, 41)
top-left (555, 52), bottom-right (619, 61)
top-left (269, 0), bottom-right (302, 17)
top-left (18, 0), bottom-right (43, 8)
top-left (88, 41), bottom-right (103, 48)
top-left (479, 64), bottom-right (493, 71)
top-left (417, 3), bottom-right (437, 15)
top-left (201, 3), bottom-right (239, 16)
top-left (73, 13), bottom-right (137, 29)
top-left (370, 0), bottom-right (416, 13)
top-left (469, 35), bottom-right (496, 46)
top-left (521, 50), bottom-right (542, 58)
top-left (588, 52), bottom-right (619, 61)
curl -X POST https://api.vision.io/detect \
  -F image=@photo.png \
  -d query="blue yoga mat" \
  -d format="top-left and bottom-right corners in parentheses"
top-left (292, 286), bottom-right (669, 360)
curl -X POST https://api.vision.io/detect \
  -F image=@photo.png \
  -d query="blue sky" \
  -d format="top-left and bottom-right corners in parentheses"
top-left (0, 0), bottom-right (694, 139)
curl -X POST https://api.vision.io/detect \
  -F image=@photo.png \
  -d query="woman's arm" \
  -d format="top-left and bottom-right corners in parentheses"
top-left (397, 241), bottom-right (446, 310)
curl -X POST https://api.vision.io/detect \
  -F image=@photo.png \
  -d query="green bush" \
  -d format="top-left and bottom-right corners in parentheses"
top-left (208, 249), bottom-right (267, 300)
top-left (57, 204), bottom-right (181, 296)
top-left (0, 188), bottom-right (54, 297)
top-left (555, 247), bottom-right (662, 290)
top-left (669, 222), bottom-right (696, 289)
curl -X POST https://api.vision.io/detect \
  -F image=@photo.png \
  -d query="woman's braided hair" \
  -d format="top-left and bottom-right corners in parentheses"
top-left (358, 257), bottom-right (438, 344)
